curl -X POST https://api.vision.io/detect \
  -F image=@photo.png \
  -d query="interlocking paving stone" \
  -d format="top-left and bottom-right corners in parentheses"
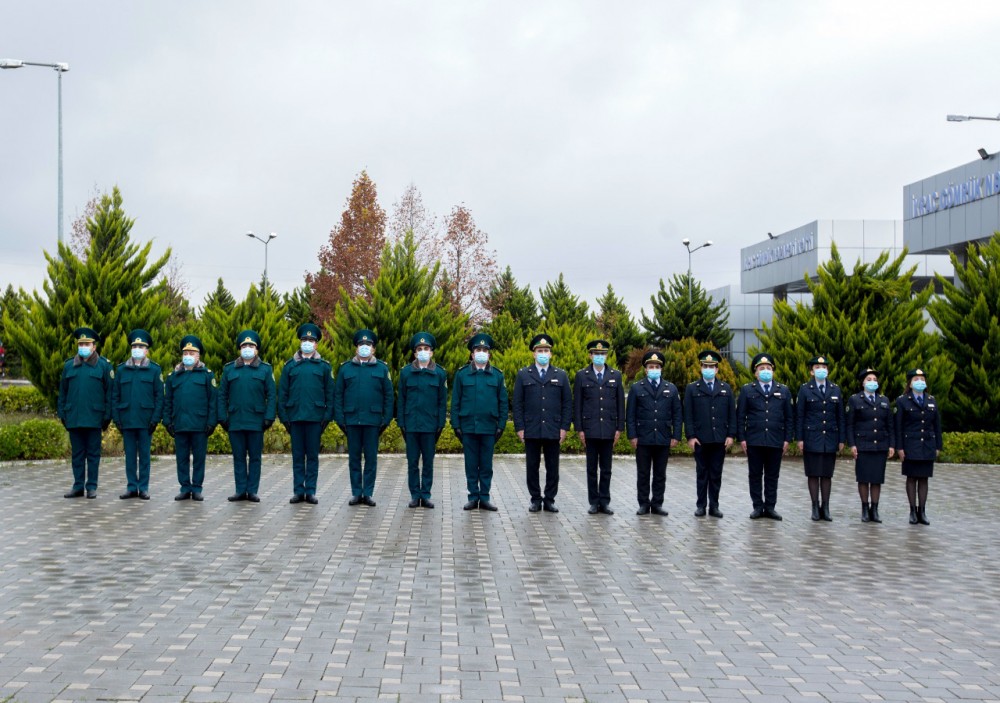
top-left (0, 454), bottom-right (998, 701)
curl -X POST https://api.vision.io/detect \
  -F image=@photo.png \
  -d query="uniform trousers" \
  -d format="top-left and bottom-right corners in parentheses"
top-left (122, 428), bottom-right (153, 493)
top-left (405, 431), bottom-right (437, 500)
top-left (525, 437), bottom-right (560, 503)
top-left (747, 445), bottom-right (783, 510)
top-left (289, 421), bottom-right (323, 496)
top-left (462, 432), bottom-right (496, 502)
top-left (585, 437), bottom-right (614, 507)
top-left (345, 424), bottom-right (380, 497)
top-left (635, 443), bottom-right (670, 508)
top-left (175, 431), bottom-right (208, 495)
top-left (694, 442), bottom-right (726, 509)
top-left (69, 428), bottom-right (103, 491)
top-left (229, 429), bottom-right (263, 496)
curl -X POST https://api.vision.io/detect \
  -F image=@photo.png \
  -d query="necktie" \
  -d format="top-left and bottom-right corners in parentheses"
top-left (539, 368), bottom-right (546, 381)
top-left (917, 395), bottom-right (923, 407)
top-left (819, 385), bottom-right (825, 397)
top-left (597, 371), bottom-right (603, 383)
top-left (708, 382), bottom-right (714, 393)
top-left (867, 394), bottom-right (874, 405)
top-left (764, 384), bottom-right (770, 395)
top-left (652, 380), bottom-right (658, 391)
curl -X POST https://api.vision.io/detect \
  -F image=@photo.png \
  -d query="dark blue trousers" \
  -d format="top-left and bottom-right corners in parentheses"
top-left (175, 431), bottom-right (208, 495)
top-left (462, 433), bottom-right (496, 502)
top-left (747, 445), bottom-right (783, 510)
top-left (68, 428), bottom-right (102, 491)
top-left (694, 442), bottom-right (726, 510)
top-left (345, 425), bottom-right (379, 497)
top-left (289, 421), bottom-right (322, 496)
top-left (122, 427), bottom-right (153, 493)
top-left (229, 430), bottom-right (263, 496)
top-left (405, 431), bottom-right (436, 500)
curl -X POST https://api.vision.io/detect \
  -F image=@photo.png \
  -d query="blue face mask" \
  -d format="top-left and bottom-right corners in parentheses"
top-left (758, 369), bottom-right (774, 383)
top-left (591, 354), bottom-right (606, 367)
top-left (241, 347), bottom-right (256, 361)
top-left (78, 346), bottom-right (93, 359)
top-left (473, 351), bottom-right (489, 365)
top-left (864, 380), bottom-right (879, 393)
top-left (416, 350), bottom-right (431, 363)
top-left (702, 367), bottom-right (717, 381)
top-left (357, 345), bottom-right (373, 359)
top-left (535, 352), bottom-right (550, 366)
top-left (131, 347), bottom-right (146, 361)
top-left (814, 368), bottom-right (828, 381)
top-left (300, 341), bottom-right (315, 355)
top-left (912, 380), bottom-right (927, 392)
top-left (182, 354), bottom-right (196, 367)
top-left (646, 368), bottom-right (661, 381)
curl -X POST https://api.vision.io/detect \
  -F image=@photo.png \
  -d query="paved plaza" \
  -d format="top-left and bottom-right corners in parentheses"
top-left (0, 453), bottom-right (998, 702)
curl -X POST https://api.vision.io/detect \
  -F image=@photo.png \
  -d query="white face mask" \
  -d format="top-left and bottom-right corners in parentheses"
top-left (241, 346), bottom-right (256, 361)
top-left (473, 351), bottom-right (489, 365)
top-left (357, 345), bottom-right (373, 359)
top-left (300, 341), bottom-right (316, 355)
top-left (182, 354), bottom-right (197, 367)
top-left (131, 347), bottom-right (146, 360)
top-left (416, 350), bottom-right (431, 363)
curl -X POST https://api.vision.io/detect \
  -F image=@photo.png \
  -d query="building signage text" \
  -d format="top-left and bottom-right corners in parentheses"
top-left (909, 170), bottom-right (1000, 220)
top-left (743, 235), bottom-right (815, 271)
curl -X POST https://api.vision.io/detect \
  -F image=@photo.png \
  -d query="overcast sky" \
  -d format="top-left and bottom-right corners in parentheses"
top-left (3, 2), bottom-right (999, 320)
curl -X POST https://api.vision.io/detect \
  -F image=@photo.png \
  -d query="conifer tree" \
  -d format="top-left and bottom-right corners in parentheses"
top-left (202, 278), bottom-right (236, 315)
top-left (0, 284), bottom-right (26, 377)
top-left (594, 284), bottom-right (645, 362)
top-left (539, 273), bottom-right (590, 326)
top-left (284, 284), bottom-right (313, 327)
top-left (481, 266), bottom-right (540, 333)
top-left (640, 273), bottom-right (732, 349)
top-left (198, 283), bottom-right (296, 377)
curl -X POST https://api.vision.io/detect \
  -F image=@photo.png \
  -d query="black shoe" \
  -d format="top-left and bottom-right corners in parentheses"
top-left (228, 493), bottom-right (247, 502)
top-left (408, 498), bottom-right (421, 508)
top-left (708, 507), bottom-right (724, 518)
top-left (305, 494), bottom-right (318, 505)
top-left (820, 502), bottom-right (832, 522)
top-left (362, 496), bottom-right (376, 507)
top-left (191, 493), bottom-right (204, 502)
top-left (246, 494), bottom-right (260, 503)
top-left (543, 503), bottom-right (559, 513)
top-left (479, 500), bottom-right (498, 511)
top-left (650, 506), bottom-right (669, 516)
top-left (750, 508), bottom-right (765, 519)
top-left (138, 491), bottom-right (150, 500)
top-left (694, 507), bottom-right (707, 517)
top-left (636, 506), bottom-right (650, 515)
top-left (463, 500), bottom-right (479, 511)
top-left (64, 489), bottom-right (84, 499)
top-left (600, 505), bottom-right (614, 515)
top-left (528, 501), bottom-right (542, 513)
top-left (917, 506), bottom-right (930, 525)
top-left (909, 506), bottom-right (918, 524)
top-left (588, 504), bottom-right (600, 515)
top-left (290, 494), bottom-right (305, 504)
top-left (764, 507), bottom-right (783, 521)
top-left (175, 492), bottom-right (191, 501)
top-left (86, 490), bottom-right (97, 499)
top-left (811, 501), bottom-right (821, 521)
top-left (861, 503), bottom-right (871, 522)
top-left (120, 490), bottom-right (139, 500)
top-left (870, 502), bottom-right (881, 523)
top-left (421, 499), bottom-right (434, 509)
top-left (349, 496), bottom-right (363, 506)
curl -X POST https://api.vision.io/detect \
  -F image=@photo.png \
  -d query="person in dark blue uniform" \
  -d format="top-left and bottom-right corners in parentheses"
top-left (278, 323), bottom-right (334, 505)
top-left (333, 329), bottom-right (394, 507)
top-left (513, 334), bottom-right (573, 513)
top-left (451, 333), bottom-right (508, 511)
top-left (845, 367), bottom-right (895, 523)
top-left (574, 339), bottom-right (625, 515)
top-left (163, 335), bottom-right (217, 501)
top-left (397, 331), bottom-right (448, 509)
top-left (684, 350), bottom-right (735, 518)
top-left (112, 329), bottom-right (164, 500)
top-left (795, 355), bottom-right (845, 521)
top-left (218, 330), bottom-right (276, 503)
top-left (58, 327), bottom-right (114, 499)
top-left (895, 367), bottom-right (942, 525)
top-left (626, 350), bottom-right (682, 516)
top-left (737, 353), bottom-right (793, 520)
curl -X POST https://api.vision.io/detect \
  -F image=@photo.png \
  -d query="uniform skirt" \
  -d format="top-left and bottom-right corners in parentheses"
top-left (855, 451), bottom-right (887, 484)
top-left (802, 451), bottom-right (836, 478)
top-left (901, 458), bottom-right (934, 478)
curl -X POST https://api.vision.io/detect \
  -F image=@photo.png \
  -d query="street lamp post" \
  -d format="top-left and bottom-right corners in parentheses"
top-left (1, 58), bottom-right (70, 244)
top-left (946, 113), bottom-right (1000, 122)
top-left (681, 238), bottom-right (713, 304)
top-left (246, 231), bottom-right (278, 289)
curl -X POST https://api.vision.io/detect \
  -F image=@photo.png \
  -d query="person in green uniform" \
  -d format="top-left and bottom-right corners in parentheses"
top-left (451, 333), bottom-right (508, 512)
top-left (112, 329), bottom-right (164, 500)
top-left (397, 331), bottom-right (448, 509)
top-left (278, 323), bottom-right (334, 505)
top-left (218, 330), bottom-right (276, 503)
top-left (58, 327), bottom-right (114, 499)
top-left (333, 329), bottom-right (394, 506)
top-left (163, 335), bottom-right (217, 501)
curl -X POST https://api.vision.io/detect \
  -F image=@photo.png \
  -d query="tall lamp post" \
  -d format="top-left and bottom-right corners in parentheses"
top-left (246, 231), bottom-right (278, 289)
top-left (1, 58), bottom-right (70, 244)
top-left (682, 238), bottom-right (713, 303)
top-left (946, 113), bottom-right (1000, 122)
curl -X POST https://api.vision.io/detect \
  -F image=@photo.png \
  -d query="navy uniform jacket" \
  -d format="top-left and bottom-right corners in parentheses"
top-left (894, 392), bottom-right (942, 459)
top-left (58, 354), bottom-right (114, 429)
top-left (683, 379), bottom-right (736, 443)
top-left (218, 357), bottom-right (277, 432)
top-left (333, 357), bottom-right (394, 428)
top-left (513, 365), bottom-right (573, 440)
top-left (278, 353), bottom-right (335, 424)
top-left (845, 391), bottom-right (895, 451)
top-left (795, 381), bottom-right (845, 453)
top-left (163, 363), bottom-right (218, 433)
top-left (573, 365), bottom-right (625, 439)
top-left (626, 378), bottom-right (682, 446)
top-left (112, 359), bottom-right (164, 429)
top-left (737, 381), bottom-right (794, 447)
top-left (397, 361), bottom-right (448, 434)
top-left (450, 363), bottom-right (508, 435)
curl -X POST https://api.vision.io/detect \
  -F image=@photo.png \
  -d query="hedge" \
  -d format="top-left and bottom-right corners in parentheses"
top-left (0, 386), bottom-right (52, 415)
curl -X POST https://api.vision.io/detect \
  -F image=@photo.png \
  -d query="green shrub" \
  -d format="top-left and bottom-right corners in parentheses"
top-left (0, 419), bottom-right (68, 460)
top-left (941, 432), bottom-right (1000, 464)
top-left (0, 386), bottom-right (52, 415)
top-left (207, 426), bottom-right (231, 454)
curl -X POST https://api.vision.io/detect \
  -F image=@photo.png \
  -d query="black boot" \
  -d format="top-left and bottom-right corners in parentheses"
top-left (821, 502), bottom-right (832, 522)
top-left (811, 500), bottom-right (820, 521)
top-left (861, 502), bottom-right (870, 522)
top-left (909, 505), bottom-right (918, 524)
top-left (917, 505), bottom-right (930, 525)
top-left (870, 502), bottom-right (881, 523)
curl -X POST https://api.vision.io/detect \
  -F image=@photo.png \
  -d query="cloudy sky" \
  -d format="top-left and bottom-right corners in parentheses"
top-left (2, 2), bottom-right (999, 319)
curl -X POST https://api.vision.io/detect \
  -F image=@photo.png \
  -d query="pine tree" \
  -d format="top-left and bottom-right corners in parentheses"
top-left (928, 232), bottom-right (1000, 430)
top-left (539, 274), bottom-right (590, 326)
top-left (481, 266), bottom-right (540, 332)
top-left (3, 187), bottom-right (173, 407)
top-left (284, 284), bottom-right (313, 327)
top-left (0, 284), bottom-right (26, 377)
top-left (594, 284), bottom-right (645, 362)
top-left (202, 278), bottom-right (236, 315)
top-left (640, 273), bottom-right (732, 349)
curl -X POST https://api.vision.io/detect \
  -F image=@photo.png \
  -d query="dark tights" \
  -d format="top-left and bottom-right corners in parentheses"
top-left (808, 476), bottom-right (832, 504)
top-left (905, 476), bottom-right (929, 506)
top-left (858, 482), bottom-right (881, 504)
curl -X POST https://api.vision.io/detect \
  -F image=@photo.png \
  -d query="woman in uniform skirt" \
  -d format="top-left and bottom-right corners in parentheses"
top-left (844, 368), bottom-right (895, 523)
top-left (894, 367), bottom-right (942, 525)
top-left (795, 355), bottom-right (845, 521)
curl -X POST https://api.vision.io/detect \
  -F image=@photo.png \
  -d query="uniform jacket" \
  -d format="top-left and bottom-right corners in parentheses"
top-left (163, 362), bottom-right (218, 433)
top-left (626, 378), bottom-right (683, 446)
top-left (112, 358), bottom-right (164, 429)
top-left (513, 365), bottom-right (573, 440)
top-left (894, 392), bottom-right (942, 459)
top-left (58, 354), bottom-right (114, 429)
top-left (450, 363), bottom-right (508, 435)
top-left (218, 356), bottom-right (277, 432)
top-left (737, 381), bottom-right (794, 447)
top-left (845, 391), bottom-right (895, 452)
top-left (795, 380), bottom-right (846, 453)
top-left (573, 365), bottom-right (625, 439)
top-left (333, 357), bottom-right (394, 428)
top-left (397, 360), bottom-right (448, 434)
top-left (683, 379), bottom-right (736, 443)
top-left (278, 352), bottom-right (334, 424)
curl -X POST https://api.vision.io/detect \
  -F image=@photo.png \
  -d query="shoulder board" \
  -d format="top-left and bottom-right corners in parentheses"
top-left (223, 360), bottom-right (235, 368)
top-left (493, 367), bottom-right (505, 377)
top-left (116, 362), bottom-right (128, 370)
top-left (377, 359), bottom-right (388, 367)
top-left (259, 361), bottom-right (272, 368)
top-left (340, 360), bottom-right (352, 367)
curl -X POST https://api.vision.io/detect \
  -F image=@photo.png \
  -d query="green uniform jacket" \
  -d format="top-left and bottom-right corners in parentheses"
top-left (278, 353), bottom-right (335, 424)
top-left (397, 360), bottom-right (448, 434)
top-left (450, 363), bottom-right (508, 435)
top-left (333, 358), bottom-right (394, 428)
top-left (163, 363), bottom-right (218, 433)
top-left (58, 354), bottom-right (114, 429)
top-left (112, 359), bottom-right (164, 429)
top-left (218, 357), bottom-right (277, 432)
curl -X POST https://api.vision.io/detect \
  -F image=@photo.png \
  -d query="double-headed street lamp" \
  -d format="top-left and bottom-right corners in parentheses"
top-left (682, 238), bottom-right (712, 303)
top-left (946, 113), bottom-right (1000, 122)
top-left (246, 231), bottom-right (278, 289)
top-left (1, 58), bottom-right (70, 244)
